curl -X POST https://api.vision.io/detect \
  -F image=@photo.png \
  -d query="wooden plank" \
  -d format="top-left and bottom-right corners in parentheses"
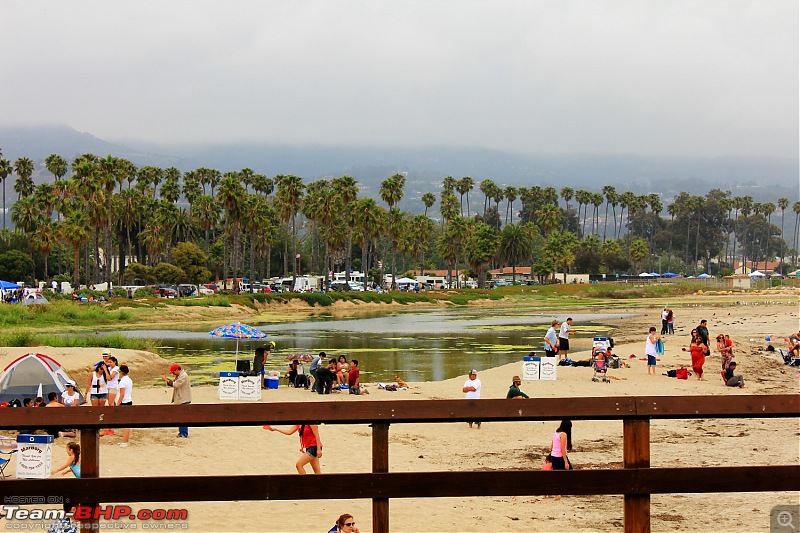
top-left (5, 466), bottom-right (795, 502)
top-left (79, 429), bottom-right (100, 533)
top-left (1, 395), bottom-right (795, 429)
top-left (623, 419), bottom-right (650, 533)
top-left (635, 394), bottom-right (800, 418)
top-left (372, 423), bottom-right (390, 533)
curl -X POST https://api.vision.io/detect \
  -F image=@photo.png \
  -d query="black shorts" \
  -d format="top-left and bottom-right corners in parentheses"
top-left (305, 446), bottom-right (318, 458)
top-left (558, 338), bottom-right (569, 351)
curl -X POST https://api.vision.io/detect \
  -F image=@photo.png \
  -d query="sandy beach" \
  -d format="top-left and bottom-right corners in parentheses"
top-left (1, 298), bottom-right (798, 532)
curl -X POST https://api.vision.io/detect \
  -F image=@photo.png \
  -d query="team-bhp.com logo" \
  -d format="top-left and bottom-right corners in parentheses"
top-left (3, 504), bottom-right (189, 529)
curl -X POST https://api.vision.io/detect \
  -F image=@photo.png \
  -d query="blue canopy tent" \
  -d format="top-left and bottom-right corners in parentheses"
top-left (662, 272), bottom-right (679, 278)
top-left (0, 280), bottom-right (21, 290)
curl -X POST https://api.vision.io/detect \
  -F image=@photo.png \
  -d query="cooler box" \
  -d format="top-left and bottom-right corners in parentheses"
top-left (265, 370), bottom-right (280, 389)
top-left (522, 356), bottom-right (540, 380)
top-left (218, 371), bottom-right (239, 400)
top-left (16, 434), bottom-right (53, 479)
top-left (238, 374), bottom-right (262, 401)
top-left (266, 377), bottom-right (279, 389)
top-left (539, 357), bottom-right (558, 380)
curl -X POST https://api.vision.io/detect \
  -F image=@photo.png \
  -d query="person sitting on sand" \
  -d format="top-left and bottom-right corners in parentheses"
top-left (52, 442), bottom-right (80, 478)
top-left (506, 376), bottom-right (529, 399)
top-left (723, 361), bottom-right (745, 388)
top-left (335, 355), bottom-right (349, 386)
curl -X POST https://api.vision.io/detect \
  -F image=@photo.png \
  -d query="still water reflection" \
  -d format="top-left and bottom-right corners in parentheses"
top-left (119, 309), bottom-right (634, 383)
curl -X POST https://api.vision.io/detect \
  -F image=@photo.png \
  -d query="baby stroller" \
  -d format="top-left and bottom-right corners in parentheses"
top-left (592, 349), bottom-right (610, 383)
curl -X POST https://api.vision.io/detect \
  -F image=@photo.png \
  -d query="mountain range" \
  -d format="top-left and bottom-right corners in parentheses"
top-left (1, 125), bottom-right (797, 209)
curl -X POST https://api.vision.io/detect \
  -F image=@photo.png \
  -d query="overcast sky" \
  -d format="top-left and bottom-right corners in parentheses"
top-left (1, 0), bottom-right (797, 158)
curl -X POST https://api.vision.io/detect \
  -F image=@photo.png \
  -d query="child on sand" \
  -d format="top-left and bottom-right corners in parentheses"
top-left (263, 424), bottom-right (322, 474)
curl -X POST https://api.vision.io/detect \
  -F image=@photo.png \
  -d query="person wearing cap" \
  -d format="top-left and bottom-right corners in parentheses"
top-left (61, 380), bottom-right (81, 407)
top-left (462, 369), bottom-right (482, 429)
top-left (506, 376), bottom-right (529, 400)
top-left (161, 364), bottom-right (192, 438)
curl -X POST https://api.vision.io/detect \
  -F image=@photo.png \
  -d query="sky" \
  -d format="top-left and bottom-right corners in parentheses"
top-left (1, 0), bottom-right (797, 158)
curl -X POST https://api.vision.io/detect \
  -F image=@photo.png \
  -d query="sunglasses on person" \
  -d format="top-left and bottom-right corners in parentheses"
top-left (344, 522), bottom-right (355, 527)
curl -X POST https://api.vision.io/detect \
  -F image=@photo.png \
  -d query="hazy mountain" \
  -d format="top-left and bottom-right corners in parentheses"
top-left (1, 126), bottom-right (797, 207)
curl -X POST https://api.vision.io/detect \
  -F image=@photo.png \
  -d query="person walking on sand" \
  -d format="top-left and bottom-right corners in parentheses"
top-left (661, 307), bottom-right (669, 335)
top-left (463, 369), bottom-right (482, 428)
top-left (161, 364), bottom-right (192, 438)
top-left (544, 319), bottom-right (559, 359)
top-left (696, 319), bottom-right (710, 347)
top-left (263, 424), bottom-right (323, 474)
top-left (558, 318), bottom-right (573, 360)
top-left (688, 336), bottom-right (706, 380)
top-left (645, 327), bottom-right (661, 376)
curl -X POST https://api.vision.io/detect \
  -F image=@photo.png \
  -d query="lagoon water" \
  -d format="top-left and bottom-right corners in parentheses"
top-left (119, 309), bottom-right (635, 383)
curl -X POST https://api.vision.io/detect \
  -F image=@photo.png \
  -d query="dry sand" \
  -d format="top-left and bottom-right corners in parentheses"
top-left (1, 299), bottom-right (798, 532)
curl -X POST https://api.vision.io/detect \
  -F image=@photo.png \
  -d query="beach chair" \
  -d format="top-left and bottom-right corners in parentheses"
top-left (591, 351), bottom-right (610, 383)
top-left (778, 348), bottom-right (800, 366)
top-left (0, 437), bottom-right (16, 480)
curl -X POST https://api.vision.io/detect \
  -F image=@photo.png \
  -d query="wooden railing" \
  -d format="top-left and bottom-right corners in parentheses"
top-left (1, 394), bottom-right (798, 533)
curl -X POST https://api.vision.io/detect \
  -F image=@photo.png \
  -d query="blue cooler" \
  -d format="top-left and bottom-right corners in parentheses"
top-left (266, 377), bottom-right (279, 389)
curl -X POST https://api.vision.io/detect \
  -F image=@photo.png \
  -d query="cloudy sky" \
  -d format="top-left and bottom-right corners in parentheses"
top-left (1, 0), bottom-right (797, 158)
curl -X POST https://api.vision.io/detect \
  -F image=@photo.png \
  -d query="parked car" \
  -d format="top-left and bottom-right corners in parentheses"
top-left (198, 286), bottom-right (215, 295)
top-left (202, 283), bottom-right (219, 294)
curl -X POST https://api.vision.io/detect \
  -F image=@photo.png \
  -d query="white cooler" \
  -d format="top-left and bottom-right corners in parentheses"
top-left (16, 434), bottom-right (53, 479)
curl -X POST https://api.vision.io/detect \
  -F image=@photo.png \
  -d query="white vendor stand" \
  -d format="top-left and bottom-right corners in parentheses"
top-left (218, 371), bottom-right (240, 400)
top-left (238, 374), bottom-right (262, 400)
top-left (522, 355), bottom-right (540, 380)
top-left (539, 357), bottom-right (558, 380)
top-left (16, 434), bottom-right (53, 479)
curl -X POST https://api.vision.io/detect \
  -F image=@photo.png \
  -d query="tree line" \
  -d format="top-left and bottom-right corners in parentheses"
top-left (0, 149), bottom-right (797, 289)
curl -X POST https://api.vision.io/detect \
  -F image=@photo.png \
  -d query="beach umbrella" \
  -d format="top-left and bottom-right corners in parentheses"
top-left (662, 272), bottom-right (679, 277)
top-left (285, 353), bottom-right (313, 363)
top-left (697, 273), bottom-right (711, 279)
top-left (209, 323), bottom-right (267, 368)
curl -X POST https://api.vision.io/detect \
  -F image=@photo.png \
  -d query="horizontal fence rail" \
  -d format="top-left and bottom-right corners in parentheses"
top-left (1, 394), bottom-right (798, 533)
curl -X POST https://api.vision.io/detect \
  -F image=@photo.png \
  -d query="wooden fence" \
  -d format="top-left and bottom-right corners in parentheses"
top-left (1, 394), bottom-right (798, 533)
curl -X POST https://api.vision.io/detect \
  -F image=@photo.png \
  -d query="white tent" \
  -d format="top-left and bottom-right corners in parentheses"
top-left (0, 353), bottom-right (84, 404)
top-left (395, 277), bottom-right (418, 285)
top-left (749, 270), bottom-right (766, 277)
top-left (638, 272), bottom-right (654, 277)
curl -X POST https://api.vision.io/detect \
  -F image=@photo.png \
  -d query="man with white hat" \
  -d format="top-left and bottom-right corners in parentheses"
top-left (462, 369), bottom-right (482, 429)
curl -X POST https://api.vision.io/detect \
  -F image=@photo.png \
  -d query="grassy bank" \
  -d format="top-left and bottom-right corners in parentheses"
top-left (0, 330), bottom-right (160, 351)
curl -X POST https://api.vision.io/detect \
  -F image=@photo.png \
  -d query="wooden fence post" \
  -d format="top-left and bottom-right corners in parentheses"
top-left (80, 428), bottom-right (100, 533)
top-left (623, 418), bottom-right (650, 533)
top-left (372, 423), bottom-right (389, 533)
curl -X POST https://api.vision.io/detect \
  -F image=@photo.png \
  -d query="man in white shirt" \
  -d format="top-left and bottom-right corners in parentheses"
top-left (462, 369), bottom-right (482, 429)
top-left (558, 318), bottom-right (573, 361)
top-left (117, 365), bottom-right (133, 447)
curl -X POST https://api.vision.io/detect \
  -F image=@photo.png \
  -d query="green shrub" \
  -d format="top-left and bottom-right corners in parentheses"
top-left (133, 287), bottom-right (156, 298)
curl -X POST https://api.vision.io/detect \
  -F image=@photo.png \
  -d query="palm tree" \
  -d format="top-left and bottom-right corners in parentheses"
top-left (332, 175), bottom-right (358, 283)
top-left (13, 157), bottom-right (35, 203)
top-left (761, 201), bottom-right (775, 272)
top-left (182, 170), bottom-right (202, 218)
top-left (591, 193), bottom-right (604, 236)
top-left (504, 186), bottom-right (518, 226)
top-left (194, 194), bottom-right (220, 254)
top-left (629, 238), bottom-right (649, 273)
top-left (479, 179), bottom-right (495, 218)
top-left (560, 187), bottom-right (574, 211)
top-left (601, 186), bottom-right (617, 241)
top-left (421, 192), bottom-right (436, 217)
top-left (536, 204), bottom-right (561, 238)
top-left (575, 190), bottom-right (590, 235)
top-left (0, 158), bottom-right (11, 231)
top-left (32, 221), bottom-right (58, 281)
top-left (351, 197), bottom-right (386, 287)
top-left (456, 176), bottom-right (474, 217)
top-left (60, 209), bottom-right (91, 286)
top-left (777, 197), bottom-right (789, 268)
top-left (379, 173), bottom-right (406, 288)
top-left (45, 154), bottom-right (68, 182)
top-left (218, 173), bottom-right (246, 290)
top-left (275, 174), bottom-right (305, 281)
top-left (500, 222), bottom-right (531, 283)
top-left (618, 191), bottom-right (635, 240)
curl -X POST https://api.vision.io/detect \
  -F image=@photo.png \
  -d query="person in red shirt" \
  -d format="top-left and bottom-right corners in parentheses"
top-left (263, 424), bottom-right (322, 474)
top-left (347, 359), bottom-right (368, 395)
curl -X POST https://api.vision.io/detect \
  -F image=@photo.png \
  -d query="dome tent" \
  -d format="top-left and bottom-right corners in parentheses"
top-left (0, 353), bottom-right (84, 404)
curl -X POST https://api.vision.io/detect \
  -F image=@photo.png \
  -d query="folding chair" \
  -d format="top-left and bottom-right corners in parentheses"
top-left (0, 437), bottom-right (17, 480)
